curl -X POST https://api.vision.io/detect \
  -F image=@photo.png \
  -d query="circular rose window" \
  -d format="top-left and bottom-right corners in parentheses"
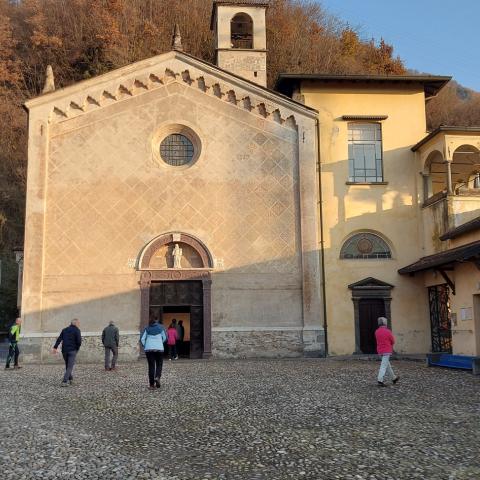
top-left (152, 124), bottom-right (201, 169)
top-left (160, 134), bottom-right (195, 167)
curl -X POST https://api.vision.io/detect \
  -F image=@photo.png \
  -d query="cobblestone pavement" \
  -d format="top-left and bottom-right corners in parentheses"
top-left (1, 358), bottom-right (479, 480)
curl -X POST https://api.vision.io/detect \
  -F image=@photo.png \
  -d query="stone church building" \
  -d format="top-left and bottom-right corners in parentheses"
top-left (21, 0), bottom-right (480, 362)
top-left (21, 0), bottom-right (323, 361)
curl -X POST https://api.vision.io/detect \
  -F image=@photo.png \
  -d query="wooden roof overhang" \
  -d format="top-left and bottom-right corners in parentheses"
top-left (398, 240), bottom-right (480, 295)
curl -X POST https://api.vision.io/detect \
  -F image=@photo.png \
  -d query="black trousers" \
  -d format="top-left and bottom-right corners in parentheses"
top-left (145, 351), bottom-right (163, 386)
top-left (168, 344), bottom-right (177, 360)
top-left (5, 342), bottom-right (19, 367)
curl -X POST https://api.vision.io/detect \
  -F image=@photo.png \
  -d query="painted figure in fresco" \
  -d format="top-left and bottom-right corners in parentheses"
top-left (173, 243), bottom-right (183, 269)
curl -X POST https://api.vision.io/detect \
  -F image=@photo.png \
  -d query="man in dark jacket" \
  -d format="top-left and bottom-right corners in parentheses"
top-left (102, 321), bottom-right (119, 371)
top-left (52, 319), bottom-right (82, 386)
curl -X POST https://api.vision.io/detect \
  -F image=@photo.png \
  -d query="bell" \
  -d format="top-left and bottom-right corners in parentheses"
top-left (474, 173), bottom-right (480, 189)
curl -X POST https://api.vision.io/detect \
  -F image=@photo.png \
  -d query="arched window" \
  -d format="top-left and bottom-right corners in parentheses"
top-left (340, 233), bottom-right (392, 259)
top-left (231, 13), bottom-right (253, 49)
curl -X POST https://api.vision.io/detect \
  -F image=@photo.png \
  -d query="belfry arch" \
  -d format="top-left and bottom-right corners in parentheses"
top-left (138, 232), bottom-right (213, 359)
top-left (231, 13), bottom-right (254, 49)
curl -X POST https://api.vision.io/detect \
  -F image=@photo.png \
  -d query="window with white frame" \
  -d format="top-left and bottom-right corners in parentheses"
top-left (348, 123), bottom-right (384, 183)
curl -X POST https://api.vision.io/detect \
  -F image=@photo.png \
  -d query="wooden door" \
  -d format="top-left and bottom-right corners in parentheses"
top-left (359, 298), bottom-right (385, 354)
top-left (149, 281), bottom-right (204, 359)
top-left (189, 306), bottom-right (203, 359)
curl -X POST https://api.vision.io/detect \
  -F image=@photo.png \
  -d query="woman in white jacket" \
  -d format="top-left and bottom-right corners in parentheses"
top-left (140, 320), bottom-right (167, 390)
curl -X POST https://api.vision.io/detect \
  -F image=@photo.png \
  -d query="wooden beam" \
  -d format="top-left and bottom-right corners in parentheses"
top-left (470, 257), bottom-right (480, 272)
top-left (436, 269), bottom-right (456, 295)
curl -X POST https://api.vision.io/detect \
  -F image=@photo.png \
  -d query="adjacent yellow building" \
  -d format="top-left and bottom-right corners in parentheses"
top-left (277, 76), bottom-right (480, 358)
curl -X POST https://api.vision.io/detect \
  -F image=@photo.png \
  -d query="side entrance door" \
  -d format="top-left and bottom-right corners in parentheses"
top-left (359, 298), bottom-right (386, 354)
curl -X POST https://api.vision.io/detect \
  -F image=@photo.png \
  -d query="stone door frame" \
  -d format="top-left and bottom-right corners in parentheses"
top-left (138, 232), bottom-right (214, 359)
top-left (139, 270), bottom-right (212, 358)
top-left (348, 277), bottom-right (394, 355)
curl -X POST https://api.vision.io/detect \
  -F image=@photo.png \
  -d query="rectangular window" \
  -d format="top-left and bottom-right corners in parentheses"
top-left (348, 123), bottom-right (384, 183)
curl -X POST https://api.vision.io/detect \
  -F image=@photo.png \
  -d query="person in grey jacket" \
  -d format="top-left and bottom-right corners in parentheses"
top-left (102, 321), bottom-right (119, 371)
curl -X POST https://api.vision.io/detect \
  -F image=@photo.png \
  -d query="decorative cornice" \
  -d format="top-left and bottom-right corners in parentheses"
top-left (25, 51), bottom-right (315, 128)
top-left (342, 115), bottom-right (388, 121)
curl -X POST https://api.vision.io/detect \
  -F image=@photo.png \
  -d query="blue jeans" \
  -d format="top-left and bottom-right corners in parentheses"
top-left (169, 344), bottom-right (177, 359)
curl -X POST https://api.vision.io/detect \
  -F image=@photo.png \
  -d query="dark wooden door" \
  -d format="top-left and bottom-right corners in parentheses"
top-left (359, 298), bottom-right (385, 354)
top-left (189, 306), bottom-right (204, 359)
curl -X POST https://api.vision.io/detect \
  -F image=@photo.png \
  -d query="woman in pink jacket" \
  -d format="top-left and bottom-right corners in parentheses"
top-left (375, 317), bottom-right (400, 387)
top-left (167, 323), bottom-right (179, 361)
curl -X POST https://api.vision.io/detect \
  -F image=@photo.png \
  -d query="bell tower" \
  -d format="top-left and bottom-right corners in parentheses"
top-left (211, 0), bottom-right (269, 87)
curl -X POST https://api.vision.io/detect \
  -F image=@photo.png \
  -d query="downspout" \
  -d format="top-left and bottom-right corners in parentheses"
top-left (315, 118), bottom-right (328, 357)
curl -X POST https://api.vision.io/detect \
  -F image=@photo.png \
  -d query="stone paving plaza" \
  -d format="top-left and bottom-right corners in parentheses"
top-left (1, 358), bottom-right (479, 480)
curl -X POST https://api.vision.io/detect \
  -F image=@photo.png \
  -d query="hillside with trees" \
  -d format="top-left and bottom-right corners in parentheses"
top-left (0, 0), bottom-right (479, 327)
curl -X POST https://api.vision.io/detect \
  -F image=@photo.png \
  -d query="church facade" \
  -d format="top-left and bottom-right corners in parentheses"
top-left (20, 0), bottom-right (480, 362)
top-left (21, 0), bottom-right (324, 362)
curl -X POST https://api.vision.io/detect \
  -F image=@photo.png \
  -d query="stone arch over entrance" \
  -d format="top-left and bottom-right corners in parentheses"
top-left (139, 232), bottom-right (214, 270)
top-left (138, 233), bottom-right (213, 359)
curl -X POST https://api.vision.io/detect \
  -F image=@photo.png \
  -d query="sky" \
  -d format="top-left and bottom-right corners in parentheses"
top-left (319, 0), bottom-right (480, 91)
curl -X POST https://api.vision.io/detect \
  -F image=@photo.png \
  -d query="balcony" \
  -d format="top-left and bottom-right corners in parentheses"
top-left (413, 127), bottom-right (480, 251)
top-left (423, 190), bottom-right (480, 236)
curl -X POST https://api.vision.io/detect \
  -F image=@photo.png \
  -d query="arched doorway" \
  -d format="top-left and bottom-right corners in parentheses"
top-left (348, 277), bottom-right (394, 354)
top-left (138, 233), bottom-right (213, 359)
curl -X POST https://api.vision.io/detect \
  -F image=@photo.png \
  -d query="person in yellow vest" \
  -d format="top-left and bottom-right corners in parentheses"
top-left (5, 318), bottom-right (22, 369)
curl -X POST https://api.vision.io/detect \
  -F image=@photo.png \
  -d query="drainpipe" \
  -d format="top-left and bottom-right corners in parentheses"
top-left (315, 118), bottom-right (328, 357)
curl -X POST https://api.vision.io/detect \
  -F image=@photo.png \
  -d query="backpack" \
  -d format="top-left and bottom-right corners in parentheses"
top-left (8, 324), bottom-right (17, 343)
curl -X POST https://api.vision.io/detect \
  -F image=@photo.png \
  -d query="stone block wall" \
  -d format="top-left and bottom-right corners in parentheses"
top-left (212, 329), bottom-right (304, 358)
top-left (20, 333), bottom-right (140, 364)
